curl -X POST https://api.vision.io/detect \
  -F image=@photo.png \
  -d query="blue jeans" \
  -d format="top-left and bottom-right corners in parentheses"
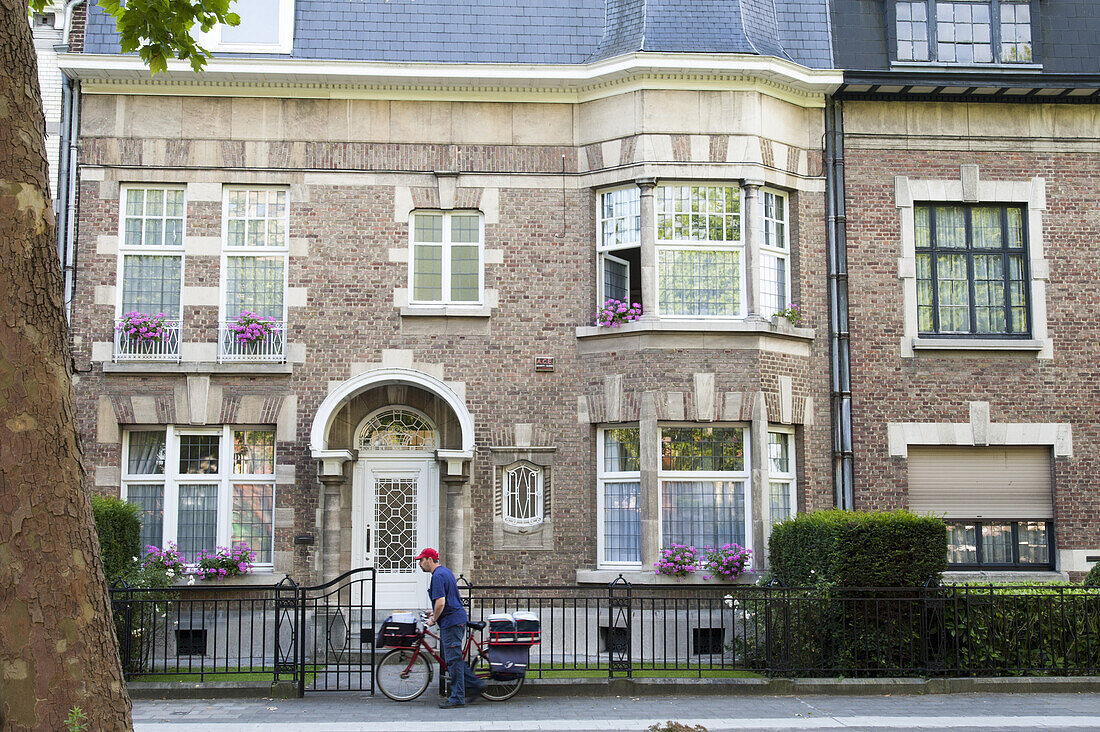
top-left (440, 623), bottom-right (484, 704)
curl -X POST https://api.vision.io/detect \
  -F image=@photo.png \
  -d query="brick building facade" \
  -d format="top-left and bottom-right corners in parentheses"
top-left (51, 0), bottom-right (1100, 595)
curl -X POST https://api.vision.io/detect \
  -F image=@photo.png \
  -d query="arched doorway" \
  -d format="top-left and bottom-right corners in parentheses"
top-left (351, 407), bottom-right (439, 608)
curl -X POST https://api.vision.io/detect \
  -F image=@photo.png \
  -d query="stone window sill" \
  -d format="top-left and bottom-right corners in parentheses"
top-left (166, 571), bottom-right (280, 587)
top-left (576, 569), bottom-right (763, 586)
top-left (575, 317), bottom-right (814, 353)
top-left (911, 337), bottom-right (1044, 353)
top-left (400, 305), bottom-right (491, 318)
top-left (889, 62), bottom-right (1043, 73)
top-left (942, 570), bottom-right (1067, 584)
top-left (103, 362), bottom-right (293, 375)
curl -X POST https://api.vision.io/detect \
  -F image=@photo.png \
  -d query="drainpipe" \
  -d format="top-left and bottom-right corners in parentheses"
top-left (824, 97), bottom-right (854, 510)
top-left (57, 0), bottom-right (85, 320)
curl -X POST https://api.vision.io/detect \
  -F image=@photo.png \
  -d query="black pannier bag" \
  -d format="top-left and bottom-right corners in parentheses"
top-left (487, 643), bottom-right (530, 680)
top-left (376, 612), bottom-right (418, 648)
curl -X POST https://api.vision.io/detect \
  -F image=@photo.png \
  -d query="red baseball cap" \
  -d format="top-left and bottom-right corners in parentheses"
top-left (414, 548), bottom-right (438, 561)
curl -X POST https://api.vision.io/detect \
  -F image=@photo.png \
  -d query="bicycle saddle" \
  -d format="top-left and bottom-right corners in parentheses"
top-left (466, 620), bottom-right (486, 631)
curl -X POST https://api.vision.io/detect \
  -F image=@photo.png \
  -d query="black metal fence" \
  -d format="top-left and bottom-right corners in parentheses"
top-left (459, 580), bottom-right (1100, 679)
top-left (109, 575), bottom-right (1100, 694)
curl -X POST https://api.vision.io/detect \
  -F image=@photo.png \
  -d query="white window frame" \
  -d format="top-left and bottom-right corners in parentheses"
top-left (195, 0), bottom-right (295, 54)
top-left (596, 425), bottom-right (642, 570)
top-left (655, 182), bottom-right (746, 319)
top-left (760, 188), bottom-right (791, 319)
top-left (115, 184), bottom-right (187, 322)
top-left (597, 186), bottom-right (641, 306)
top-left (121, 425), bottom-right (276, 568)
top-left (657, 423), bottom-right (752, 553)
top-left (219, 186), bottom-right (290, 333)
top-left (407, 210), bottom-right (485, 307)
top-left (767, 427), bottom-right (797, 527)
top-left (501, 461), bottom-right (545, 528)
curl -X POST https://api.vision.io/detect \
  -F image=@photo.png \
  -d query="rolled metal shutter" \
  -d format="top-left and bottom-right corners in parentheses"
top-left (907, 446), bottom-right (1053, 519)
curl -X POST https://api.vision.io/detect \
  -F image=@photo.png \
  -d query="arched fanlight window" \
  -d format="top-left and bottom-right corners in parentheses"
top-left (358, 408), bottom-right (437, 451)
top-left (503, 462), bottom-right (544, 527)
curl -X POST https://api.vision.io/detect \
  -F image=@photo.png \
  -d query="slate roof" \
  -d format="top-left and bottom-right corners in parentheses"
top-left (82, 0), bottom-right (836, 69)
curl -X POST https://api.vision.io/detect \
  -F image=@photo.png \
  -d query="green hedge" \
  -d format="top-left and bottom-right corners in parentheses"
top-left (91, 495), bottom-right (141, 583)
top-left (769, 509), bottom-right (948, 587)
top-left (1084, 563), bottom-right (1100, 588)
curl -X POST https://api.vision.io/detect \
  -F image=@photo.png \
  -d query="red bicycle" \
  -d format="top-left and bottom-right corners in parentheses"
top-left (375, 612), bottom-right (524, 702)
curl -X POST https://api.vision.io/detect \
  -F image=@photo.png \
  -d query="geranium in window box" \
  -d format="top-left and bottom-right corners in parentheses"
top-left (595, 298), bottom-right (642, 328)
top-left (654, 543), bottom-right (699, 580)
top-left (700, 543), bottom-right (752, 582)
top-left (228, 311), bottom-right (280, 344)
top-left (192, 543), bottom-right (256, 580)
top-left (116, 311), bottom-right (170, 342)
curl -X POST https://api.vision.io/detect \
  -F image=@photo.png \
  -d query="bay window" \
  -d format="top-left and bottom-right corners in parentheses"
top-left (660, 426), bottom-right (748, 548)
top-left (656, 184), bottom-right (742, 318)
top-left (597, 427), bottom-right (642, 566)
top-left (597, 187), bottom-right (641, 305)
top-left (122, 426), bottom-right (276, 565)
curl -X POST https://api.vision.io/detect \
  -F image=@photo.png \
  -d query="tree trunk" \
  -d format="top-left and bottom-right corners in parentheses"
top-left (0, 0), bottom-right (133, 728)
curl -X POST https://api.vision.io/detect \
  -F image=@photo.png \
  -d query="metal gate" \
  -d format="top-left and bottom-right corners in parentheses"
top-left (274, 567), bottom-right (378, 694)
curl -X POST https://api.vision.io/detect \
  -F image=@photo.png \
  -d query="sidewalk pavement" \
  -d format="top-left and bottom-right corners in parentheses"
top-left (132, 690), bottom-right (1100, 731)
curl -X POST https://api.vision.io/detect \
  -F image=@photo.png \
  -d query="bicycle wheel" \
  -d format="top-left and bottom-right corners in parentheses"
top-left (376, 648), bottom-right (433, 701)
top-left (470, 652), bottom-right (524, 701)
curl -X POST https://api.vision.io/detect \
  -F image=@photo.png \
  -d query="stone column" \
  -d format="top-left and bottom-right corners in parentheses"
top-left (750, 392), bottom-right (770, 568)
top-left (639, 392), bottom-right (660, 568)
top-left (313, 450), bottom-right (354, 583)
top-left (743, 180), bottom-right (766, 321)
top-left (442, 475), bottom-right (468, 579)
top-left (637, 178), bottom-right (658, 319)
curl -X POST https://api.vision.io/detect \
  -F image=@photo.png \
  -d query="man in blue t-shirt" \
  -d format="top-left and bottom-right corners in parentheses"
top-left (416, 547), bottom-right (486, 708)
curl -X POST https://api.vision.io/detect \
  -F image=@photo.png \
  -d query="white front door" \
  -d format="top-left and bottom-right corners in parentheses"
top-left (353, 458), bottom-right (438, 610)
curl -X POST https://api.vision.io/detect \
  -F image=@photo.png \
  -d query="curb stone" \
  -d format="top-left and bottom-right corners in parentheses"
top-left (127, 676), bottom-right (1100, 700)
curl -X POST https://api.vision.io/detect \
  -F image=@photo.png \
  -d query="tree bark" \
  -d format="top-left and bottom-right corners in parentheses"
top-left (0, 0), bottom-right (133, 728)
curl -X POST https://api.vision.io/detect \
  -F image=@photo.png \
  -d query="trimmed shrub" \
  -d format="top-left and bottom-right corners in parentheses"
top-left (1084, 562), bottom-right (1100, 587)
top-left (769, 509), bottom-right (947, 587)
top-left (90, 495), bottom-right (141, 583)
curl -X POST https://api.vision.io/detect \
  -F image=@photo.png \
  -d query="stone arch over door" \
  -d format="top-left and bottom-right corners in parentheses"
top-left (309, 368), bottom-right (475, 583)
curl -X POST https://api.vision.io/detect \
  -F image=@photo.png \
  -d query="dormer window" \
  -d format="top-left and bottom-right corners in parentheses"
top-left (197, 0), bottom-right (295, 54)
top-left (896, 0), bottom-right (1033, 64)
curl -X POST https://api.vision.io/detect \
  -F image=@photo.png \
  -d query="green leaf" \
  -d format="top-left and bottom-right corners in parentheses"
top-left (97, 0), bottom-right (240, 75)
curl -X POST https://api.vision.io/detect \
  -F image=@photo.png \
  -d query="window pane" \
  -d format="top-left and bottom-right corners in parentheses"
top-left (603, 428), bottom-right (640, 473)
top-left (947, 522), bottom-right (978, 564)
top-left (1007, 255), bottom-right (1028, 333)
top-left (232, 483), bottom-right (274, 563)
top-left (760, 253), bottom-right (786, 317)
top-left (916, 253), bottom-right (935, 332)
top-left (226, 256), bottom-right (284, 318)
top-left (413, 214), bottom-right (443, 243)
top-left (981, 523), bottom-right (1013, 564)
top-left (233, 430), bottom-right (275, 474)
top-left (121, 255), bottom-right (182, 314)
top-left (177, 484), bottom-right (218, 561)
top-left (662, 427), bottom-right (744, 472)
top-left (936, 254), bottom-right (970, 332)
top-left (658, 249), bottom-right (739, 317)
top-left (179, 435), bottom-right (220, 474)
top-left (450, 245), bottom-right (479, 302)
top-left (600, 188), bottom-right (641, 250)
top-left (1000, 1), bottom-right (1032, 62)
top-left (127, 484), bottom-right (164, 551)
top-left (662, 480), bottom-right (745, 549)
top-left (768, 432), bottom-right (790, 474)
top-left (972, 255), bottom-right (1006, 333)
top-left (127, 431), bottom-right (166, 474)
top-left (1006, 208), bottom-right (1024, 249)
top-left (412, 244), bottom-right (443, 301)
top-left (504, 464), bottom-right (542, 526)
top-left (769, 481), bottom-right (792, 524)
top-left (220, 0), bottom-right (281, 44)
top-left (657, 185), bottom-right (740, 243)
top-left (604, 481), bottom-right (641, 563)
top-left (451, 214), bottom-right (480, 243)
top-left (935, 206), bottom-right (966, 248)
top-left (896, 2), bottom-right (930, 60)
top-left (1017, 521), bottom-right (1049, 565)
top-left (225, 189), bottom-right (288, 249)
top-left (602, 256), bottom-right (629, 303)
top-left (971, 207), bottom-right (1002, 249)
top-left (122, 188), bottom-right (183, 247)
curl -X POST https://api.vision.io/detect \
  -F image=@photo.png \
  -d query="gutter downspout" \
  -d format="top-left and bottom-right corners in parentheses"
top-left (58, 0), bottom-right (84, 320)
top-left (825, 97), bottom-right (854, 510)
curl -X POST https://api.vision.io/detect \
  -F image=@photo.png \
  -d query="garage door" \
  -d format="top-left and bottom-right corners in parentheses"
top-left (907, 446), bottom-right (1053, 519)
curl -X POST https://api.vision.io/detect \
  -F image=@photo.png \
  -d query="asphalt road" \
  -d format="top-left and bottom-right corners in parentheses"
top-left (132, 691), bottom-right (1100, 731)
